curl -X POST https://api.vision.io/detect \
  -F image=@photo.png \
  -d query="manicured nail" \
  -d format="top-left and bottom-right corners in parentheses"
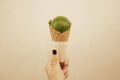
top-left (52, 49), bottom-right (57, 55)
top-left (60, 62), bottom-right (64, 70)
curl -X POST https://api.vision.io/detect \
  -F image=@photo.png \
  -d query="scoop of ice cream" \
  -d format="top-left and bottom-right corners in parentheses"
top-left (49, 16), bottom-right (71, 33)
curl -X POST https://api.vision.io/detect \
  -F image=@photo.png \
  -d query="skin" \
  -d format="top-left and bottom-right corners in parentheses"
top-left (46, 53), bottom-right (69, 80)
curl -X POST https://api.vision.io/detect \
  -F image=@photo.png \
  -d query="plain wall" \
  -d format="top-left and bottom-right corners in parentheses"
top-left (0, 0), bottom-right (120, 80)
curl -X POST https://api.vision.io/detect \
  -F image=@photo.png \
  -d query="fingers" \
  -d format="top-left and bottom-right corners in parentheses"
top-left (48, 50), bottom-right (69, 79)
top-left (49, 49), bottom-right (59, 66)
top-left (65, 72), bottom-right (69, 79)
top-left (60, 58), bottom-right (69, 69)
top-left (64, 58), bottom-right (69, 67)
top-left (62, 58), bottom-right (69, 79)
top-left (63, 67), bottom-right (68, 74)
top-left (63, 67), bottom-right (69, 79)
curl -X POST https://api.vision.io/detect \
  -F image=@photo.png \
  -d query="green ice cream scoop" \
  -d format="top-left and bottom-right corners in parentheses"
top-left (49, 16), bottom-right (71, 33)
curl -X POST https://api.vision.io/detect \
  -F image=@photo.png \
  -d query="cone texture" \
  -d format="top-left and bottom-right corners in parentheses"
top-left (49, 26), bottom-right (70, 42)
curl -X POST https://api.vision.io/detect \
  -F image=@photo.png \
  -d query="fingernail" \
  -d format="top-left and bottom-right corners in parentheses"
top-left (52, 49), bottom-right (57, 55)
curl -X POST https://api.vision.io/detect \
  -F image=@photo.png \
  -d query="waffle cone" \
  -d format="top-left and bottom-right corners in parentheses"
top-left (49, 26), bottom-right (70, 42)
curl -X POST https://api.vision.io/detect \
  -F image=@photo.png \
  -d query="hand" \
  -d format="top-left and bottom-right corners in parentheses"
top-left (46, 50), bottom-right (69, 80)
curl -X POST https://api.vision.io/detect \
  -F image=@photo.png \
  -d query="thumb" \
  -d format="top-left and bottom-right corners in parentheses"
top-left (50, 49), bottom-right (60, 66)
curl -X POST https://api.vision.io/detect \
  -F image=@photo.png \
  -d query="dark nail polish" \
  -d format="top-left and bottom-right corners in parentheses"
top-left (60, 62), bottom-right (64, 70)
top-left (52, 49), bottom-right (57, 55)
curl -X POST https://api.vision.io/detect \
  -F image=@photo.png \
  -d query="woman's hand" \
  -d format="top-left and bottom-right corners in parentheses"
top-left (46, 50), bottom-right (69, 80)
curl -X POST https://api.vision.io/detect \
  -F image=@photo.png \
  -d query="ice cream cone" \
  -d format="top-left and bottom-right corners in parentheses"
top-left (49, 16), bottom-right (71, 62)
top-left (49, 26), bottom-right (71, 62)
top-left (49, 26), bottom-right (70, 42)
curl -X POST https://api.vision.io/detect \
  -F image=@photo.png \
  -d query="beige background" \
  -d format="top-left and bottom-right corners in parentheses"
top-left (0, 0), bottom-right (120, 80)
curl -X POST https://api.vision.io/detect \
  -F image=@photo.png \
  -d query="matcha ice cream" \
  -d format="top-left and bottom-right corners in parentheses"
top-left (49, 16), bottom-right (71, 41)
top-left (49, 16), bottom-right (71, 33)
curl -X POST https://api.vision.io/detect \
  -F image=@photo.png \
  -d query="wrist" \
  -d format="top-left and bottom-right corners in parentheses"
top-left (49, 76), bottom-right (64, 80)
